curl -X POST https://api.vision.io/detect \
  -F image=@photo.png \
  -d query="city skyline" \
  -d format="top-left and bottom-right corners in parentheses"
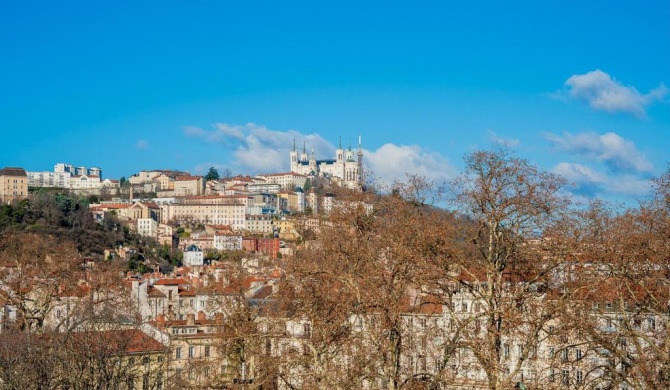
top-left (1, 1), bottom-right (668, 205)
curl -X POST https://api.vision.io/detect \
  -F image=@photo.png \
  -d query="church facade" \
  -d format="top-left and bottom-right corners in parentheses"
top-left (289, 137), bottom-right (363, 189)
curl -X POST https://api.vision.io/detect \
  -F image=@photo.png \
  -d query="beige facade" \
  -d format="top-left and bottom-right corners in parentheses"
top-left (160, 202), bottom-right (246, 230)
top-left (0, 167), bottom-right (28, 204)
top-left (277, 190), bottom-right (303, 212)
top-left (174, 176), bottom-right (205, 197)
top-left (244, 214), bottom-right (274, 235)
top-left (256, 172), bottom-right (307, 191)
top-left (69, 174), bottom-right (102, 189)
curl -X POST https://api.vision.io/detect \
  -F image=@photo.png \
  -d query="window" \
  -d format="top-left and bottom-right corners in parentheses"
top-left (418, 355), bottom-right (427, 371)
top-left (548, 346), bottom-right (555, 359)
top-left (562, 369), bottom-right (570, 385)
top-left (576, 370), bottom-right (584, 384)
top-left (175, 347), bottom-right (182, 360)
top-left (205, 345), bottom-right (210, 358)
top-left (419, 318), bottom-right (427, 328)
top-left (304, 323), bottom-right (312, 337)
top-left (648, 317), bottom-right (656, 330)
top-left (561, 349), bottom-right (569, 362)
top-left (503, 344), bottom-right (510, 358)
top-left (461, 303), bottom-right (468, 312)
top-left (189, 345), bottom-right (195, 358)
top-left (548, 369), bottom-right (555, 382)
top-left (575, 348), bottom-right (583, 360)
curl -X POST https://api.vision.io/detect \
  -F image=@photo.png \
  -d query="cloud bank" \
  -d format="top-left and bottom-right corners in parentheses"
top-left (564, 70), bottom-right (668, 117)
top-left (544, 131), bottom-right (652, 174)
top-left (183, 123), bottom-right (456, 186)
top-left (546, 131), bottom-right (653, 200)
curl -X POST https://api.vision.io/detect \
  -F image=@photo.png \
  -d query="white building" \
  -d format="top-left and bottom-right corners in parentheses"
top-left (137, 218), bottom-right (158, 238)
top-left (214, 233), bottom-right (243, 251)
top-left (27, 171), bottom-right (71, 188)
top-left (28, 163), bottom-right (104, 189)
top-left (182, 244), bottom-right (204, 267)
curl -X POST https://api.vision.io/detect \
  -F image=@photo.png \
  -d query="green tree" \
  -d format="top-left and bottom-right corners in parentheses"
top-left (204, 167), bottom-right (220, 181)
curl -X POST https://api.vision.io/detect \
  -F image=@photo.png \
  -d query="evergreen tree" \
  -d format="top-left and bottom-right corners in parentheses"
top-left (204, 167), bottom-right (220, 181)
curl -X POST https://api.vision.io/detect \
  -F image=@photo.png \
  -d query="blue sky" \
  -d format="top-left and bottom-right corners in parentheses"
top-left (1, 1), bottom-right (668, 205)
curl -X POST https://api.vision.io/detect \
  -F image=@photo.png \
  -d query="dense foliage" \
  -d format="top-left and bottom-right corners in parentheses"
top-left (0, 191), bottom-right (125, 256)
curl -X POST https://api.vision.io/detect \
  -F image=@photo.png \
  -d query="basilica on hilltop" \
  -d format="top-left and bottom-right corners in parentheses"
top-left (289, 137), bottom-right (364, 189)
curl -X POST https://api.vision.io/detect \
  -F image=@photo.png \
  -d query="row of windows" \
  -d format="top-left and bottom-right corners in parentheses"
top-left (175, 345), bottom-right (211, 360)
top-left (548, 368), bottom-right (585, 385)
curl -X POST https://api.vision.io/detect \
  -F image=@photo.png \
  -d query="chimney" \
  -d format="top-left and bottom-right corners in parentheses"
top-left (186, 313), bottom-right (195, 325)
top-left (197, 311), bottom-right (206, 321)
top-left (156, 314), bottom-right (166, 324)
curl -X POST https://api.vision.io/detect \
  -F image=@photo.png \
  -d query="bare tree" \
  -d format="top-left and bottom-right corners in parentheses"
top-left (440, 146), bottom-right (571, 390)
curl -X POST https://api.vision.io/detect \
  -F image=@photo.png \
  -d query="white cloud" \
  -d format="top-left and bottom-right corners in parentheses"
top-left (135, 140), bottom-right (149, 149)
top-left (544, 131), bottom-right (652, 174)
top-left (552, 162), bottom-right (652, 198)
top-left (486, 130), bottom-right (519, 147)
top-left (553, 162), bottom-right (606, 184)
top-left (564, 69), bottom-right (668, 117)
top-left (184, 122), bottom-right (332, 172)
top-left (183, 122), bottom-right (456, 184)
top-left (365, 143), bottom-right (456, 187)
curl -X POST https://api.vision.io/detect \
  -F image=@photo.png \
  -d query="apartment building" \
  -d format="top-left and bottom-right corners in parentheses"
top-left (160, 202), bottom-right (246, 230)
top-left (174, 175), bottom-right (205, 197)
top-left (0, 167), bottom-right (28, 204)
top-left (256, 172), bottom-right (307, 191)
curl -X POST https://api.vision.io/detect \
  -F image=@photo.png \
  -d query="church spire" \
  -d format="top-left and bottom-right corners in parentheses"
top-left (303, 140), bottom-right (306, 153)
top-left (339, 136), bottom-right (342, 149)
top-left (293, 138), bottom-right (296, 152)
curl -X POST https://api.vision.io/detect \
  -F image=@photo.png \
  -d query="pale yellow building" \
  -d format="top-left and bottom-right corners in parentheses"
top-left (0, 167), bottom-right (28, 204)
top-left (174, 175), bottom-right (205, 197)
